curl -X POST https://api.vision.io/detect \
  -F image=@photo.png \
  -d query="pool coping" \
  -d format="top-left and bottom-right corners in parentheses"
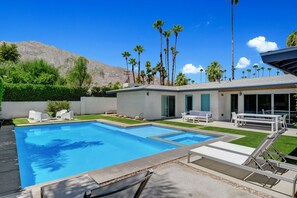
top-left (13, 119), bottom-right (245, 198)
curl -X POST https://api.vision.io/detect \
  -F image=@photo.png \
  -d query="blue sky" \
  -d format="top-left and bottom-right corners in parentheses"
top-left (1, 0), bottom-right (296, 83)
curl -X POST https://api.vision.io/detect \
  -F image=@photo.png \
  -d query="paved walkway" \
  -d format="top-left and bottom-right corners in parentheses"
top-left (0, 126), bottom-right (21, 196)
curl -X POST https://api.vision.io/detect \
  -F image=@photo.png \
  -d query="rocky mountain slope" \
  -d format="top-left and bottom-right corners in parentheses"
top-left (4, 41), bottom-right (134, 86)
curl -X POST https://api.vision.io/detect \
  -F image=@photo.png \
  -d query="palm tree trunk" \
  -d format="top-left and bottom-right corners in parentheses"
top-left (126, 58), bottom-right (130, 83)
top-left (159, 31), bottom-right (163, 85)
top-left (166, 38), bottom-right (170, 85)
top-left (138, 53), bottom-right (140, 79)
top-left (172, 35), bottom-right (178, 86)
top-left (132, 66), bottom-right (135, 83)
top-left (231, 1), bottom-right (235, 80)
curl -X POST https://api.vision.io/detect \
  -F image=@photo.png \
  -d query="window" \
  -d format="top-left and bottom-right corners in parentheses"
top-left (258, 94), bottom-right (271, 114)
top-left (274, 94), bottom-right (289, 115)
top-left (244, 95), bottom-right (256, 113)
top-left (201, 94), bottom-right (210, 111)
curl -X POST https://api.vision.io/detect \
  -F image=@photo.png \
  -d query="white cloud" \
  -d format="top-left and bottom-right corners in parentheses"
top-left (182, 64), bottom-right (204, 74)
top-left (247, 36), bottom-right (278, 53)
top-left (236, 57), bottom-right (251, 69)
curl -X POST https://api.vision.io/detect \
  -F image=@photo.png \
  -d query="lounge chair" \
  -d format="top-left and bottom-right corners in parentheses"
top-left (61, 111), bottom-right (74, 120)
top-left (84, 170), bottom-right (153, 198)
top-left (41, 170), bottom-right (153, 198)
top-left (56, 109), bottom-right (68, 119)
top-left (188, 129), bottom-right (297, 198)
top-left (28, 110), bottom-right (36, 120)
top-left (30, 111), bottom-right (50, 122)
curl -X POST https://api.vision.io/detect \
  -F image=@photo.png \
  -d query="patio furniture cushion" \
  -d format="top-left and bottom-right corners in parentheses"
top-left (189, 111), bottom-right (212, 118)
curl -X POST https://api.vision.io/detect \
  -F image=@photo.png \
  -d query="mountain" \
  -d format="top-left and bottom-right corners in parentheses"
top-left (4, 41), bottom-right (141, 86)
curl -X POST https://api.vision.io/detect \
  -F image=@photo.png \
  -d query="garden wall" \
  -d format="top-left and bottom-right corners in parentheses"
top-left (0, 97), bottom-right (117, 119)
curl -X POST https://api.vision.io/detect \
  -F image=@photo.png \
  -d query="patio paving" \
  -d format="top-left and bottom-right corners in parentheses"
top-left (0, 126), bottom-right (21, 197)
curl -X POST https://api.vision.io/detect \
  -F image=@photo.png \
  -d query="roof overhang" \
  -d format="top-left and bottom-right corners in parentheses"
top-left (261, 47), bottom-right (297, 76)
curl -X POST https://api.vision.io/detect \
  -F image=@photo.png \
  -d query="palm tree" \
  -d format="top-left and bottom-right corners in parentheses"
top-left (153, 20), bottom-right (165, 85)
top-left (128, 58), bottom-right (137, 83)
top-left (253, 73), bottom-right (256, 78)
top-left (228, 0), bottom-right (239, 80)
top-left (121, 51), bottom-right (131, 83)
top-left (267, 67), bottom-right (272, 77)
top-left (277, 70), bottom-right (280, 76)
top-left (140, 70), bottom-right (146, 84)
top-left (134, 45), bottom-right (144, 81)
top-left (257, 68), bottom-right (261, 77)
top-left (163, 29), bottom-right (171, 85)
top-left (223, 69), bottom-right (227, 80)
top-left (247, 69), bottom-right (251, 78)
top-left (286, 30), bottom-right (297, 47)
top-left (205, 61), bottom-right (223, 82)
top-left (261, 67), bottom-right (265, 77)
top-left (171, 25), bottom-right (183, 85)
top-left (242, 70), bottom-right (245, 78)
top-left (253, 64), bottom-right (258, 77)
top-left (145, 61), bottom-right (153, 84)
top-left (175, 72), bottom-right (189, 86)
top-left (200, 68), bottom-right (204, 83)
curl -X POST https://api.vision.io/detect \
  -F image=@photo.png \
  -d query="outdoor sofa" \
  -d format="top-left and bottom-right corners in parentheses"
top-left (182, 111), bottom-right (213, 123)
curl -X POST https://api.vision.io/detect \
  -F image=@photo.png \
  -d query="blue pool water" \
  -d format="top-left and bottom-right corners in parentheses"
top-left (15, 122), bottom-right (215, 187)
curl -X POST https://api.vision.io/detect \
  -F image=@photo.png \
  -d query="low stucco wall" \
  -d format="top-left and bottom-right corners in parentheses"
top-left (80, 97), bottom-right (117, 115)
top-left (0, 97), bottom-right (117, 119)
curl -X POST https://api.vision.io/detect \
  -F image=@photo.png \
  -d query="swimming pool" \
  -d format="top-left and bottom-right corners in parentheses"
top-left (15, 122), bottom-right (215, 187)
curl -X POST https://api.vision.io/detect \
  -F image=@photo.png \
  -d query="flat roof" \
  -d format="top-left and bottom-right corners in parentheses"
top-left (261, 47), bottom-right (297, 76)
top-left (108, 75), bottom-right (297, 94)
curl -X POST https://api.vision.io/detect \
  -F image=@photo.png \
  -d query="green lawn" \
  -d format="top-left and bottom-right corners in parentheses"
top-left (156, 120), bottom-right (297, 155)
top-left (10, 118), bottom-right (29, 125)
top-left (75, 114), bottom-right (145, 124)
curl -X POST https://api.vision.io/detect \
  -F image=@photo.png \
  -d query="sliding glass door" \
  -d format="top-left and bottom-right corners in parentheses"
top-left (161, 95), bottom-right (175, 117)
top-left (243, 93), bottom-right (295, 123)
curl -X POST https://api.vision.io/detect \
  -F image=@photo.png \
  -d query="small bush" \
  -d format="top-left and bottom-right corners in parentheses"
top-left (3, 83), bottom-right (88, 101)
top-left (0, 78), bottom-right (3, 111)
top-left (48, 100), bottom-right (70, 117)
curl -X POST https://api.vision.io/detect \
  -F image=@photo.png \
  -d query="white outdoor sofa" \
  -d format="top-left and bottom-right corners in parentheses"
top-left (56, 109), bottom-right (68, 119)
top-left (189, 110), bottom-right (213, 123)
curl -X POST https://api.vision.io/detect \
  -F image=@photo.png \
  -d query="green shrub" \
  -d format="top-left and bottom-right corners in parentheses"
top-left (3, 83), bottom-right (88, 101)
top-left (0, 78), bottom-right (3, 110)
top-left (48, 100), bottom-right (70, 117)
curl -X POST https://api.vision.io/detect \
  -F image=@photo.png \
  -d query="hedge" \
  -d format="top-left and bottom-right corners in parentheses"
top-left (3, 83), bottom-right (88, 101)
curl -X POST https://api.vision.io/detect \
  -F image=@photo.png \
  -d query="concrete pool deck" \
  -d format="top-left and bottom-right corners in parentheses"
top-left (0, 120), bottom-right (295, 198)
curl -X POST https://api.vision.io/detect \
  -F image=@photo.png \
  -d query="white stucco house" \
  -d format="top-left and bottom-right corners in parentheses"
top-left (108, 75), bottom-right (297, 123)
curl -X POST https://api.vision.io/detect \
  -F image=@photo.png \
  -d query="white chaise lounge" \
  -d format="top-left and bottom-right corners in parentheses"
top-left (56, 109), bottom-right (68, 119)
top-left (188, 128), bottom-right (297, 198)
top-left (61, 111), bottom-right (74, 120)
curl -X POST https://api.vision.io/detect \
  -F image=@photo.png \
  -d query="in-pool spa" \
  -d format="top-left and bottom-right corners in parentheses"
top-left (160, 132), bottom-right (216, 145)
top-left (15, 122), bottom-right (216, 187)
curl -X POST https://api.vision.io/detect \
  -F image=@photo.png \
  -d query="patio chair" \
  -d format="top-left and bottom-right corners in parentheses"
top-left (279, 114), bottom-right (288, 129)
top-left (84, 170), bottom-right (153, 198)
top-left (61, 111), bottom-right (74, 120)
top-left (56, 109), bottom-right (68, 119)
top-left (231, 112), bottom-right (237, 125)
top-left (188, 129), bottom-right (297, 198)
top-left (262, 109), bottom-right (266, 114)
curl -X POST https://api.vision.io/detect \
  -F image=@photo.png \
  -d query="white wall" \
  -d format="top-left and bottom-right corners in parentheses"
top-left (0, 97), bottom-right (117, 119)
top-left (117, 91), bottom-right (146, 118)
top-left (80, 97), bottom-right (117, 114)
